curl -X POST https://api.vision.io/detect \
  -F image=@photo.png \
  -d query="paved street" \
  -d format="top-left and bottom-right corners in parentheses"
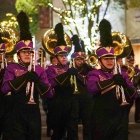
top-left (128, 103), bottom-right (140, 140)
top-left (41, 102), bottom-right (140, 140)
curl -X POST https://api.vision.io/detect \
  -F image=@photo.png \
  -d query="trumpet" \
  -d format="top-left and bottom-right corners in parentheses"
top-left (70, 59), bottom-right (79, 94)
top-left (26, 50), bottom-right (36, 104)
top-left (114, 56), bottom-right (129, 106)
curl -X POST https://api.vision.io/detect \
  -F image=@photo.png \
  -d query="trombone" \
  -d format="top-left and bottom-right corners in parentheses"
top-left (114, 56), bottom-right (129, 106)
top-left (26, 50), bottom-right (36, 104)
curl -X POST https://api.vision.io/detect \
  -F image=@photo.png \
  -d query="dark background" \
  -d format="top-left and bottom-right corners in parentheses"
top-left (0, 0), bottom-right (16, 21)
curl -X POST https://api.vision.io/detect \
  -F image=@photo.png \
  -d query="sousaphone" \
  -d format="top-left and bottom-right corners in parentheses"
top-left (0, 27), bottom-right (18, 55)
top-left (112, 31), bottom-right (132, 58)
top-left (42, 28), bottom-right (72, 55)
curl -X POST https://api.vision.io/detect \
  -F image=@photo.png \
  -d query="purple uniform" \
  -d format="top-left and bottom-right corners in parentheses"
top-left (46, 63), bottom-right (79, 140)
top-left (132, 65), bottom-right (140, 123)
top-left (2, 11), bottom-right (49, 140)
top-left (86, 68), bottom-right (135, 140)
top-left (1, 62), bottom-right (51, 140)
top-left (87, 69), bottom-right (135, 97)
top-left (46, 64), bottom-right (69, 89)
top-left (0, 32), bottom-right (6, 138)
top-left (46, 23), bottom-right (79, 140)
top-left (1, 62), bottom-right (51, 103)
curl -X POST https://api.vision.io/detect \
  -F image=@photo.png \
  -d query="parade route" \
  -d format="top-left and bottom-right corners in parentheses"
top-left (41, 102), bottom-right (140, 140)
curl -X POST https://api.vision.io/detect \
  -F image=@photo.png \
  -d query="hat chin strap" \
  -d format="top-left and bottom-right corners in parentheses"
top-left (18, 55), bottom-right (30, 67)
top-left (56, 55), bottom-right (66, 69)
top-left (99, 59), bottom-right (113, 72)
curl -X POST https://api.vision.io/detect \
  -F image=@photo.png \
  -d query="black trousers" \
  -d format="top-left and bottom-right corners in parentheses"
top-left (135, 97), bottom-right (140, 122)
top-left (0, 94), bottom-right (5, 138)
top-left (91, 107), bottom-right (129, 140)
top-left (50, 95), bottom-right (79, 140)
top-left (42, 97), bottom-right (53, 133)
top-left (2, 103), bottom-right (41, 140)
top-left (78, 93), bottom-right (93, 140)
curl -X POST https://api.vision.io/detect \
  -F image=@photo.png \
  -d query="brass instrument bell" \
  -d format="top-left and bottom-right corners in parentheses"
top-left (112, 32), bottom-right (132, 58)
top-left (42, 28), bottom-right (72, 55)
top-left (87, 54), bottom-right (98, 67)
top-left (0, 28), bottom-right (17, 55)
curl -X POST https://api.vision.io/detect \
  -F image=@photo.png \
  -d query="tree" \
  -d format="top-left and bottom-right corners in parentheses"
top-left (15, 0), bottom-right (125, 53)
top-left (48, 0), bottom-right (125, 53)
top-left (15, 0), bottom-right (50, 34)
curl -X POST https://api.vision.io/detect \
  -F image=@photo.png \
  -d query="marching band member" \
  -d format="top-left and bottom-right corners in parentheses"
top-left (120, 48), bottom-right (140, 124)
top-left (49, 55), bottom-right (58, 66)
top-left (86, 19), bottom-right (135, 140)
top-left (71, 35), bottom-right (93, 140)
top-left (46, 23), bottom-right (79, 140)
top-left (42, 55), bottom-right (58, 137)
top-left (127, 53), bottom-right (140, 123)
top-left (1, 11), bottom-right (51, 140)
top-left (0, 33), bottom-right (6, 139)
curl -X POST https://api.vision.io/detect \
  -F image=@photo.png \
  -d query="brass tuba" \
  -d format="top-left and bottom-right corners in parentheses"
top-left (112, 32), bottom-right (131, 106)
top-left (42, 28), bottom-right (72, 55)
top-left (0, 27), bottom-right (17, 55)
top-left (112, 31), bottom-right (132, 58)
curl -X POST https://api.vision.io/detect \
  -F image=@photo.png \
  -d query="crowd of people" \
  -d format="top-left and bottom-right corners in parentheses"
top-left (0, 11), bottom-right (140, 140)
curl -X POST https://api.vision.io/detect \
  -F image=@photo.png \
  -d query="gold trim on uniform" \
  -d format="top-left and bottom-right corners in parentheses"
top-left (101, 85), bottom-right (116, 94)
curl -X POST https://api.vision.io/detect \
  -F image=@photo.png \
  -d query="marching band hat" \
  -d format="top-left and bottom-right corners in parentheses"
top-left (96, 19), bottom-right (115, 59)
top-left (71, 34), bottom-right (85, 59)
top-left (16, 11), bottom-right (33, 53)
top-left (71, 51), bottom-right (86, 59)
top-left (54, 23), bottom-right (68, 55)
top-left (16, 40), bottom-right (33, 53)
top-left (99, 19), bottom-right (113, 47)
top-left (54, 45), bottom-right (68, 55)
top-left (96, 47), bottom-right (115, 59)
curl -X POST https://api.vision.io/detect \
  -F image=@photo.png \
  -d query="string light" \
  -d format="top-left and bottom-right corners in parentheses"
top-left (48, 0), bottom-right (104, 54)
top-left (0, 13), bottom-right (19, 48)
